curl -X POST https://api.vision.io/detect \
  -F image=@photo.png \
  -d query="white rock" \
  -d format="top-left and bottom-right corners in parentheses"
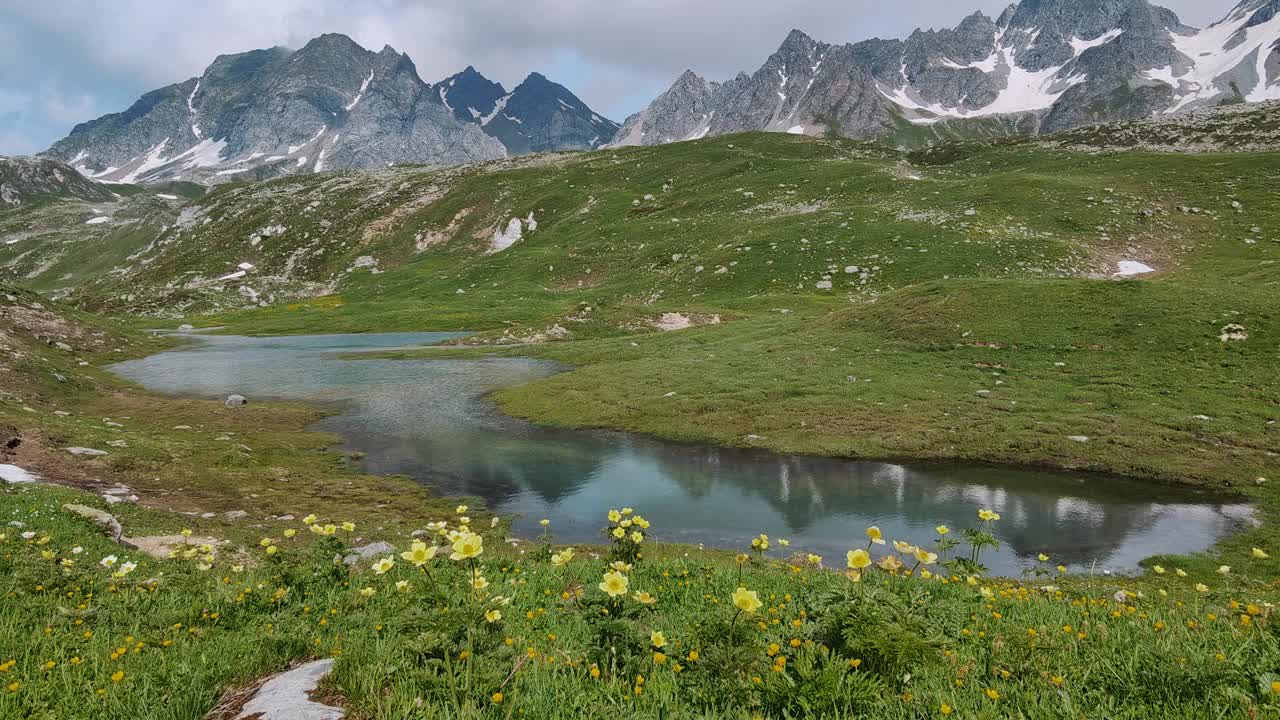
top-left (234, 659), bottom-right (343, 720)
top-left (66, 447), bottom-right (109, 457)
top-left (1067, 436), bottom-right (1090, 443)
top-left (0, 464), bottom-right (39, 484)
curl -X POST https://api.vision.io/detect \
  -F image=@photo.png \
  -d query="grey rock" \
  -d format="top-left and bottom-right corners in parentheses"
top-left (225, 394), bottom-right (248, 408)
top-left (342, 541), bottom-right (396, 566)
top-left (65, 447), bottom-right (109, 457)
top-left (62, 503), bottom-right (123, 543)
top-left (224, 510), bottom-right (249, 520)
top-left (233, 659), bottom-right (344, 720)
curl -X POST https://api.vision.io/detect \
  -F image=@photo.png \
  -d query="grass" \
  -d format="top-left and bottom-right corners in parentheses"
top-left (4, 483), bottom-right (1280, 719)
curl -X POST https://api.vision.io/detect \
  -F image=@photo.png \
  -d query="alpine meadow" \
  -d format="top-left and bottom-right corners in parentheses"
top-left (1, 1), bottom-right (1280, 718)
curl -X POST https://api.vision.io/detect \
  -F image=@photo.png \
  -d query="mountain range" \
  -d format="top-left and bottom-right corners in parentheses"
top-left (40, 34), bottom-right (619, 186)
top-left (34, 0), bottom-right (1280, 184)
top-left (612, 0), bottom-right (1280, 145)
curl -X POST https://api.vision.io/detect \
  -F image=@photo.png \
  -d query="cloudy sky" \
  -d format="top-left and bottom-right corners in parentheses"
top-left (0, 0), bottom-right (1232, 155)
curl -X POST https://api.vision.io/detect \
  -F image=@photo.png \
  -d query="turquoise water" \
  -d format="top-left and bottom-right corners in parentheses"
top-left (109, 332), bottom-right (1253, 574)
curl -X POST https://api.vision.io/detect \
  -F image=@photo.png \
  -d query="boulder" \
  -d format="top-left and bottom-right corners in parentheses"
top-left (225, 395), bottom-right (248, 408)
top-left (232, 659), bottom-right (343, 720)
top-left (342, 541), bottom-right (395, 566)
top-left (63, 504), bottom-right (122, 542)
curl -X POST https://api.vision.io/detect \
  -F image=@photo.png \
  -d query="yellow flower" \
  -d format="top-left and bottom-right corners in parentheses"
top-left (1056, 565), bottom-right (1067, 574)
top-left (732, 587), bottom-right (762, 613)
top-left (395, 580), bottom-right (410, 591)
top-left (807, 554), bottom-right (822, 565)
top-left (1195, 583), bottom-right (1209, 593)
top-left (1037, 554), bottom-right (1050, 562)
top-left (847, 570), bottom-right (862, 583)
top-left (866, 526), bottom-right (886, 545)
top-left (111, 671), bottom-right (125, 683)
top-left (630, 531), bottom-right (644, 544)
top-left (1271, 680), bottom-right (1280, 694)
top-left (847, 549), bottom-right (871, 570)
top-left (599, 571), bottom-right (630, 597)
top-left (471, 572), bottom-right (489, 591)
top-left (283, 529), bottom-right (297, 539)
top-left (878, 555), bottom-right (903, 572)
top-left (485, 610), bottom-right (502, 623)
top-left (1153, 565), bottom-right (1165, 574)
top-left (341, 521), bottom-right (355, 532)
top-left (612, 527), bottom-right (625, 539)
top-left (540, 519), bottom-right (550, 527)
top-left (608, 509), bottom-right (622, 523)
top-left (621, 507), bottom-right (633, 516)
top-left (456, 505), bottom-right (468, 514)
top-left (491, 692), bottom-right (503, 704)
top-left (1253, 548), bottom-right (1269, 559)
top-left (372, 557), bottom-right (395, 575)
top-left (265, 545), bottom-right (278, 556)
top-left (940, 703), bottom-right (953, 716)
top-left (180, 528), bottom-right (193, 538)
top-left (633, 591), bottom-right (657, 605)
top-left (450, 533), bottom-right (484, 561)
top-left (985, 688), bottom-right (999, 701)
top-left (610, 561), bottom-right (633, 572)
top-left (914, 548), bottom-right (938, 565)
top-left (978, 509), bottom-right (1001, 522)
top-left (893, 540), bottom-right (915, 555)
top-left (302, 514), bottom-right (318, 525)
top-left (936, 525), bottom-right (950, 536)
top-left (401, 541), bottom-right (437, 566)
top-left (1217, 566), bottom-right (1231, 575)
top-left (633, 517), bottom-right (650, 529)
top-left (651, 631), bottom-right (667, 648)
top-left (551, 548), bottom-right (575, 566)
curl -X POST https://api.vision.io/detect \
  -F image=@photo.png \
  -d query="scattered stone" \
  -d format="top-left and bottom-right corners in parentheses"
top-left (225, 394), bottom-right (248, 408)
top-left (178, 324), bottom-right (195, 332)
top-left (1219, 324), bottom-right (1248, 342)
top-left (172, 425), bottom-right (193, 430)
top-left (224, 510), bottom-right (249, 521)
top-left (107, 440), bottom-right (129, 448)
top-left (0, 464), bottom-right (39, 484)
top-left (62, 504), bottom-right (122, 542)
top-left (342, 541), bottom-right (396, 566)
top-left (1067, 436), bottom-right (1090, 443)
top-left (66, 447), bottom-right (109, 457)
top-left (231, 659), bottom-right (343, 720)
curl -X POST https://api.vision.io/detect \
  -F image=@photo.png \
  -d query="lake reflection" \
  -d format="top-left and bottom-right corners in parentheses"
top-left (111, 332), bottom-right (1253, 574)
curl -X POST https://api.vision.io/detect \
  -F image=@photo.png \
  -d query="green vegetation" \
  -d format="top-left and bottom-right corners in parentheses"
top-left (1, 125), bottom-right (1279, 717)
top-left (5, 484), bottom-right (1280, 719)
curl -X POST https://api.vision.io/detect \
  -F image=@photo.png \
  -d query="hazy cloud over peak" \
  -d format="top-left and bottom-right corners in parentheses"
top-left (0, 0), bottom-right (1236, 154)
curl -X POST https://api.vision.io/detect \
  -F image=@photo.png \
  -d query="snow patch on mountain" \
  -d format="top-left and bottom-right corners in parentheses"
top-left (1161, 6), bottom-right (1280, 111)
top-left (346, 71), bottom-right (374, 111)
